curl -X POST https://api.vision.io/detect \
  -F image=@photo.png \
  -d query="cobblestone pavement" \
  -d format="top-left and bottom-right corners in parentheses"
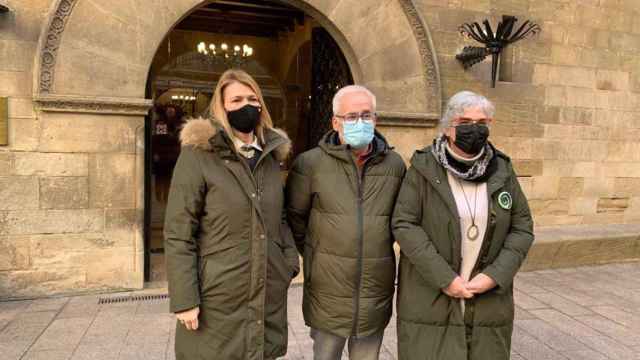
top-left (1, 262), bottom-right (640, 360)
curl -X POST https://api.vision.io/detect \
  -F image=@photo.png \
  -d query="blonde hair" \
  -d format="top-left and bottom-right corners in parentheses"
top-left (210, 69), bottom-right (274, 143)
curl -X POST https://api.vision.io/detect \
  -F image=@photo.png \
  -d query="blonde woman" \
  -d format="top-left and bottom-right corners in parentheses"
top-left (164, 69), bottom-right (299, 360)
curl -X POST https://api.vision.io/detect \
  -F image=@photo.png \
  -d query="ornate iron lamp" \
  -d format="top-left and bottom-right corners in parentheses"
top-left (456, 16), bottom-right (540, 87)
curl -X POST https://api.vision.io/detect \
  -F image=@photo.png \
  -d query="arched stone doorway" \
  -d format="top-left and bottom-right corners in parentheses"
top-left (145, 31), bottom-right (294, 280)
top-left (32, 0), bottom-right (442, 288)
top-left (35, 0), bottom-right (441, 118)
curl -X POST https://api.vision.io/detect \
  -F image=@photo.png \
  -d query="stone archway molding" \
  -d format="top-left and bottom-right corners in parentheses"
top-left (33, 0), bottom-right (153, 115)
top-left (391, 0), bottom-right (442, 126)
top-left (34, 94), bottom-right (153, 116)
top-left (36, 0), bottom-right (76, 96)
top-left (33, 0), bottom-right (441, 126)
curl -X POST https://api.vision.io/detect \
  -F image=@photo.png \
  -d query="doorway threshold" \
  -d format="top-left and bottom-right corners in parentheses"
top-left (144, 281), bottom-right (168, 291)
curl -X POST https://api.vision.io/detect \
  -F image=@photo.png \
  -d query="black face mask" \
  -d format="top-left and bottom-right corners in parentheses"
top-left (227, 104), bottom-right (261, 133)
top-left (453, 123), bottom-right (489, 155)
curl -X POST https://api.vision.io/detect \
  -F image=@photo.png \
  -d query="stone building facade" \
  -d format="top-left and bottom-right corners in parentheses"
top-left (0, 0), bottom-right (639, 299)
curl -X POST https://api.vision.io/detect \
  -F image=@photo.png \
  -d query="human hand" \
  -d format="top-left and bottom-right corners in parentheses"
top-left (466, 273), bottom-right (497, 294)
top-left (442, 276), bottom-right (474, 299)
top-left (176, 306), bottom-right (200, 330)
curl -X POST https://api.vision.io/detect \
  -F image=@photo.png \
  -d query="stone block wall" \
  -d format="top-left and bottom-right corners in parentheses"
top-left (1, 0), bottom-right (640, 298)
top-left (0, 112), bottom-right (145, 298)
top-left (414, 0), bottom-right (640, 227)
top-left (0, 1), bottom-right (144, 298)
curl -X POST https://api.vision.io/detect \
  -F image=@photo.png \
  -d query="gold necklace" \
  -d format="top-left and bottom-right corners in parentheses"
top-left (456, 178), bottom-right (480, 241)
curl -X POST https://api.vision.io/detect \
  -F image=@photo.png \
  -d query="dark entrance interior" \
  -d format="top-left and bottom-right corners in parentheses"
top-left (143, 0), bottom-right (353, 282)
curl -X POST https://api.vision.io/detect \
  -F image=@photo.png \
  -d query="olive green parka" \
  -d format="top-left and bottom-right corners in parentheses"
top-left (164, 118), bottom-right (300, 360)
top-left (286, 130), bottom-right (406, 338)
top-left (392, 146), bottom-right (534, 360)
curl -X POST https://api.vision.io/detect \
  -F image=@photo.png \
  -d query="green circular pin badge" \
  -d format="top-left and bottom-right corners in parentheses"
top-left (498, 191), bottom-right (513, 210)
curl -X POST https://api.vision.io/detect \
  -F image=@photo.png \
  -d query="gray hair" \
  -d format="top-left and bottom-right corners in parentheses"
top-left (332, 85), bottom-right (377, 115)
top-left (440, 91), bottom-right (495, 130)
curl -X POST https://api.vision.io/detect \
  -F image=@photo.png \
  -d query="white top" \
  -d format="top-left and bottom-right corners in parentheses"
top-left (446, 171), bottom-right (489, 313)
top-left (232, 134), bottom-right (262, 158)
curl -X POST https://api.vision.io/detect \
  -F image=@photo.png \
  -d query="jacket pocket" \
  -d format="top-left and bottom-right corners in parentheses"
top-left (199, 213), bottom-right (232, 257)
top-left (268, 239), bottom-right (292, 284)
top-left (303, 243), bottom-right (314, 286)
top-left (198, 243), bottom-right (250, 304)
top-left (198, 257), bottom-right (206, 287)
top-left (473, 286), bottom-right (514, 326)
top-left (362, 256), bottom-right (396, 297)
top-left (278, 223), bottom-right (300, 278)
top-left (265, 239), bottom-right (290, 358)
top-left (446, 219), bottom-right (459, 270)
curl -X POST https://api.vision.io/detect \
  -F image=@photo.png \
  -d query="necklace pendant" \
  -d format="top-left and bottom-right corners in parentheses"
top-left (467, 224), bottom-right (479, 241)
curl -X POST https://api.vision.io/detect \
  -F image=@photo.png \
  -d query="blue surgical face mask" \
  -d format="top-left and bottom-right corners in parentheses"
top-left (342, 120), bottom-right (374, 148)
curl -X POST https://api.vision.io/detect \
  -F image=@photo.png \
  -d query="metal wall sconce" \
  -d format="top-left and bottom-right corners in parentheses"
top-left (456, 16), bottom-right (540, 88)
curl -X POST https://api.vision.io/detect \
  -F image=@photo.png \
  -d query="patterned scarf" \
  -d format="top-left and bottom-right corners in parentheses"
top-left (431, 134), bottom-right (494, 181)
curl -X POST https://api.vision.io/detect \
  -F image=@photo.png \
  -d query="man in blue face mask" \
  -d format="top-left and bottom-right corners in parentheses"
top-left (286, 86), bottom-right (406, 360)
top-left (332, 89), bottom-right (376, 166)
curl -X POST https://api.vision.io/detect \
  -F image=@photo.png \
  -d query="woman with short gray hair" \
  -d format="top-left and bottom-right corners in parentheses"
top-left (392, 90), bottom-right (534, 359)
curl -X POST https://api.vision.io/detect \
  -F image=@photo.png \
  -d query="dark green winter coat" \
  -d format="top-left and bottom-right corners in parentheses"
top-left (164, 118), bottom-right (299, 360)
top-left (286, 130), bottom-right (406, 338)
top-left (392, 146), bottom-right (534, 360)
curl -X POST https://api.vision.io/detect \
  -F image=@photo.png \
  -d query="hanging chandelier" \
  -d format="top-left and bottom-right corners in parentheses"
top-left (197, 41), bottom-right (254, 66)
top-left (170, 94), bottom-right (197, 110)
top-left (171, 94), bottom-right (196, 102)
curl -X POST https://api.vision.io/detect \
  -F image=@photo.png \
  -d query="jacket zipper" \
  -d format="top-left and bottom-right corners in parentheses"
top-left (350, 155), bottom-right (364, 337)
top-left (465, 195), bottom-right (497, 326)
top-left (230, 151), bottom-right (266, 355)
top-left (350, 151), bottom-right (377, 337)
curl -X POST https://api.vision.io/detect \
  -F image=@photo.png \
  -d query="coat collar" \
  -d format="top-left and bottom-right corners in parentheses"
top-left (411, 146), bottom-right (511, 217)
top-left (179, 117), bottom-right (291, 162)
top-left (412, 148), bottom-right (460, 220)
top-left (317, 129), bottom-right (391, 164)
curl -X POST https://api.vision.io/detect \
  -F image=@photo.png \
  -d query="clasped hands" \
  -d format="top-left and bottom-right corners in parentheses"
top-left (442, 273), bottom-right (496, 299)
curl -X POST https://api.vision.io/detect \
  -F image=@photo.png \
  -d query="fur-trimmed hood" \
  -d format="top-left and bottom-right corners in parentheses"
top-left (179, 117), bottom-right (291, 161)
